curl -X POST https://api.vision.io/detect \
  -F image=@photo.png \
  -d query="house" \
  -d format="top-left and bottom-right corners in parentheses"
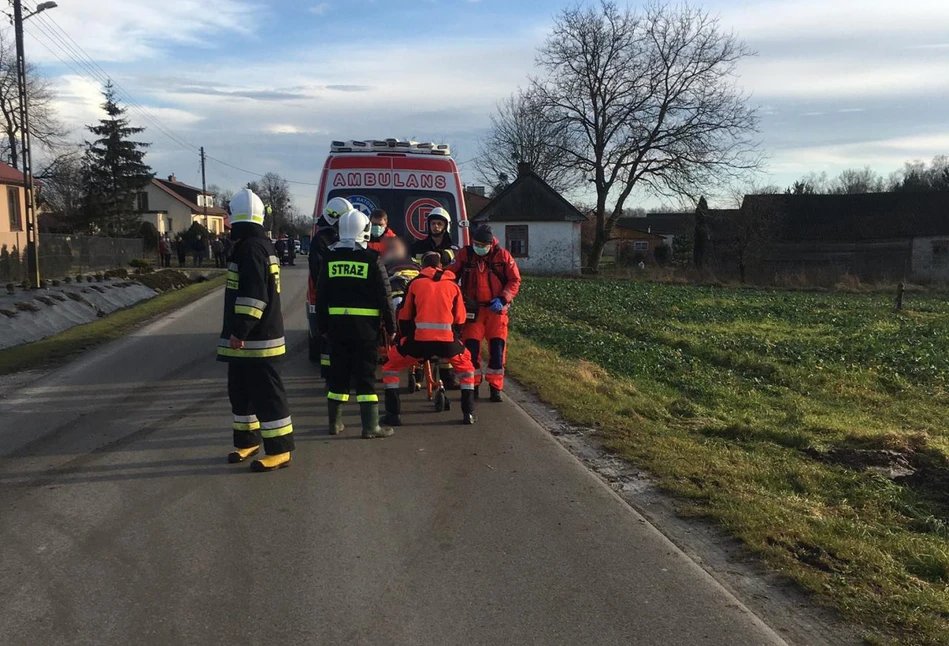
top-left (0, 160), bottom-right (29, 262)
top-left (137, 174), bottom-right (228, 236)
top-left (463, 186), bottom-right (492, 220)
top-left (615, 212), bottom-right (694, 250)
top-left (740, 192), bottom-right (949, 281)
top-left (472, 163), bottom-right (586, 275)
top-left (607, 226), bottom-right (667, 264)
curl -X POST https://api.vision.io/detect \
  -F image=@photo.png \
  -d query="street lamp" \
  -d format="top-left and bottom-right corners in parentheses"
top-left (14, 0), bottom-right (56, 288)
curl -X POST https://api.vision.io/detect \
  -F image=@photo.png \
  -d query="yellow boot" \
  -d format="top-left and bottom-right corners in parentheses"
top-left (251, 452), bottom-right (291, 472)
top-left (227, 445), bottom-right (260, 464)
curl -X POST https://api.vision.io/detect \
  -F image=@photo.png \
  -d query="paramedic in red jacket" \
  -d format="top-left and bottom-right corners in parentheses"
top-left (367, 209), bottom-right (397, 254)
top-left (448, 224), bottom-right (521, 402)
top-left (382, 252), bottom-right (477, 425)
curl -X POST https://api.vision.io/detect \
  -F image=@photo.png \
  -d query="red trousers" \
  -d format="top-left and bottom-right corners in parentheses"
top-left (382, 345), bottom-right (477, 391)
top-left (462, 309), bottom-right (508, 390)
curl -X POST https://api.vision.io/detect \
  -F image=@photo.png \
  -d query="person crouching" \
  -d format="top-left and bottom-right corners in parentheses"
top-left (382, 252), bottom-right (477, 426)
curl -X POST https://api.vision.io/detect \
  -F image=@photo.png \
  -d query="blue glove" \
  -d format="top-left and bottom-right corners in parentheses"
top-left (489, 298), bottom-right (505, 313)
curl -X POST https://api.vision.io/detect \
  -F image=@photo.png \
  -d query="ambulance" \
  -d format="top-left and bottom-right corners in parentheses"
top-left (307, 138), bottom-right (471, 362)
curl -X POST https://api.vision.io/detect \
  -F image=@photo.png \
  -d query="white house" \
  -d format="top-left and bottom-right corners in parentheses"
top-left (137, 174), bottom-right (228, 236)
top-left (473, 164), bottom-right (586, 275)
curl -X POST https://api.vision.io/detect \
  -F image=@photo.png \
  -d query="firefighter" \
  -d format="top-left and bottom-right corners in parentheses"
top-left (410, 207), bottom-right (455, 257)
top-left (218, 188), bottom-right (294, 472)
top-left (316, 208), bottom-right (397, 438)
top-left (448, 224), bottom-right (521, 402)
top-left (382, 252), bottom-right (477, 425)
top-left (367, 208), bottom-right (397, 254)
top-left (309, 197), bottom-right (351, 378)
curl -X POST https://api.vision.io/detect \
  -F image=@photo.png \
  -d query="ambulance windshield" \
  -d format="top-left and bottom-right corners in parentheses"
top-left (327, 189), bottom-right (459, 243)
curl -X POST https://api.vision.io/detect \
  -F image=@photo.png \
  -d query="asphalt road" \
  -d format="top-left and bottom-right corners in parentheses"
top-left (0, 265), bottom-right (787, 646)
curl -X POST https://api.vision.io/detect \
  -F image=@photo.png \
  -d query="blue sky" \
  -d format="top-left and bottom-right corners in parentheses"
top-left (19, 0), bottom-right (949, 211)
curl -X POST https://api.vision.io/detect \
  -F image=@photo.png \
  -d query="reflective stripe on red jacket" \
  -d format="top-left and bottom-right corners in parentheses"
top-left (398, 267), bottom-right (466, 342)
top-left (448, 240), bottom-right (522, 305)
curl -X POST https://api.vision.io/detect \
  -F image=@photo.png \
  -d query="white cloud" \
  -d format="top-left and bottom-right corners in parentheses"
top-left (768, 132), bottom-right (949, 175)
top-left (308, 3), bottom-right (330, 15)
top-left (22, 0), bottom-right (261, 64)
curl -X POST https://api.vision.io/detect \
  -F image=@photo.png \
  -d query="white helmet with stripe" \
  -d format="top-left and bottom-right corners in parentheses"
top-left (427, 206), bottom-right (451, 233)
top-left (229, 189), bottom-right (266, 226)
top-left (337, 209), bottom-right (371, 250)
top-left (323, 197), bottom-right (353, 225)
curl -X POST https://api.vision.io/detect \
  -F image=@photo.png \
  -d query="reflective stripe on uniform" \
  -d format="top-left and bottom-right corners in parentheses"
top-left (328, 307), bottom-right (380, 317)
top-left (233, 414), bottom-right (261, 431)
top-left (235, 305), bottom-right (264, 319)
top-left (382, 371), bottom-right (400, 379)
top-left (228, 263), bottom-right (239, 272)
top-left (328, 392), bottom-right (350, 402)
top-left (457, 372), bottom-right (476, 380)
top-left (485, 368), bottom-right (505, 375)
top-left (415, 322), bottom-right (453, 331)
top-left (217, 337), bottom-right (287, 359)
top-left (260, 416), bottom-right (293, 439)
top-left (269, 256), bottom-right (280, 266)
top-left (236, 296), bottom-right (267, 311)
top-left (219, 337), bottom-right (286, 349)
top-left (356, 394), bottom-right (378, 403)
top-left (460, 384), bottom-right (475, 391)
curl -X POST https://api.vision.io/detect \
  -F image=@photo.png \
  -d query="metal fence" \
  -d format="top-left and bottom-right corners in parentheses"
top-left (0, 234), bottom-right (147, 283)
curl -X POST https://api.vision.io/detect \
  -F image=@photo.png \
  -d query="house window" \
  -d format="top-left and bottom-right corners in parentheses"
top-left (633, 241), bottom-right (649, 251)
top-left (7, 187), bottom-right (21, 231)
top-left (137, 191), bottom-right (149, 212)
top-left (506, 225), bottom-right (529, 257)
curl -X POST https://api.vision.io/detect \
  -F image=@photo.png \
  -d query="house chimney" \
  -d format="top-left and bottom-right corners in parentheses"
top-left (517, 162), bottom-right (531, 178)
top-left (168, 174), bottom-right (176, 183)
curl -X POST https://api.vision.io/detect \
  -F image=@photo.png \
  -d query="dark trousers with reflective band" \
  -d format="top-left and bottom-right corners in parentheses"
top-left (320, 336), bottom-right (332, 379)
top-left (228, 362), bottom-right (295, 455)
top-left (327, 338), bottom-right (379, 403)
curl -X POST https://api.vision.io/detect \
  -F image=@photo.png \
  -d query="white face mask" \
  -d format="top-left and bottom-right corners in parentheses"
top-left (473, 244), bottom-right (491, 256)
top-left (371, 225), bottom-right (386, 238)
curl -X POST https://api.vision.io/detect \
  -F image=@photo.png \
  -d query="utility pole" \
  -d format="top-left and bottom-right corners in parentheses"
top-left (200, 146), bottom-right (208, 229)
top-left (13, 0), bottom-right (40, 288)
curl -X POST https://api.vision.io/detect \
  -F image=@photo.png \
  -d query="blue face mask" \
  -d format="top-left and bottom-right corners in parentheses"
top-left (473, 243), bottom-right (491, 256)
top-left (371, 225), bottom-right (386, 238)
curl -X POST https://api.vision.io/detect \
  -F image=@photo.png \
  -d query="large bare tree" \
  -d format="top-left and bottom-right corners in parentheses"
top-left (0, 30), bottom-right (66, 170)
top-left (36, 147), bottom-right (84, 223)
top-left (476, 89), bottom-right (580, 194)
top-left (533, 1), bottom-right (760, 272)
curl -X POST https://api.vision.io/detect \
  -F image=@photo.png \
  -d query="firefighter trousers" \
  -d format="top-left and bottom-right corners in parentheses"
top-left (382, 344), bottom-right (477, 390)
top-left (228, 362), bottom-right (295, 456)
top-left (462, 309), bottom-right (508, 390)
top-left (327, 338), bottom-right (380, 404)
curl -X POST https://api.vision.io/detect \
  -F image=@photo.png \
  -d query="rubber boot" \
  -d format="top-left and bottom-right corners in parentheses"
top-left (328, 399), bottom-right (346, 435)
top-left (383, 389), bottom-right (403, 426)
top-left (361, 402), bottom-right (394, 439)
top-left (490, 386), bottom-right (504, 403)
top-left (461, 389), bottom-right (476, 425)
top-left (251, 452), bottom-right (291, 472)
top-left (227, 445), bottom-right (260, 464)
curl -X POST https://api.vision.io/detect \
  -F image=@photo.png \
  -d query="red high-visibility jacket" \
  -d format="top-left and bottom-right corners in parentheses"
top-left (367, 227), bottom-right (396, 254)
top-left (448, 240), bottom-right (522, 306)
top-left (399, 267), bottom-right (466, 342)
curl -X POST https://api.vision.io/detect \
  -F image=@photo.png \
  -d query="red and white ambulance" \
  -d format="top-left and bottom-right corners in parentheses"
top-left (306, 138), bottom-right (470, 361)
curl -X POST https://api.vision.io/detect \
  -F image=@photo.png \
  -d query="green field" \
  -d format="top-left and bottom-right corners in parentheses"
top-left (508, 277), bottom-right (949, 646)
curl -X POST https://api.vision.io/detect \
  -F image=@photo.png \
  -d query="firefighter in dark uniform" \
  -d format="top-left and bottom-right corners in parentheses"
top-left (218, 189), bottom-right (294, 472)
top-left (316, 208), bottom-right (397, 438)
top-left (309, 197), bottom-right (350, 378)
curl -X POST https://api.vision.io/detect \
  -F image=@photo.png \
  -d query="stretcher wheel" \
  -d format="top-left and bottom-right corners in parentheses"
top-left (434, 389), bottom-right (447, 412)
top-left (407, 372), bottom-right (418, 394)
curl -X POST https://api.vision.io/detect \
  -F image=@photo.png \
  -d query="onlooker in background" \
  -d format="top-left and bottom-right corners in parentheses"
top-left (211, 236), bottom-right (225, 268)
top-left (175, 235), bottom-right (187, 267)
top-left (286, 235), bottom-right (296, 266)
top-left (192, 235), bottom-right (206, 268)
top-left (158, 234), bottom-right (172, 268)
top-left (222, 234), bottom-right (233, 261)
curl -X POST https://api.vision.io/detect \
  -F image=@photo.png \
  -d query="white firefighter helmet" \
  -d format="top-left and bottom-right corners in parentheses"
top-left (337, 209), bottom-right (371, 249)
top-left (323, 197), bottom-right (353, 224)
top-left (229, 189), bottom-right (266, 226)
top-left (427, 206), bottom-right (451, 233)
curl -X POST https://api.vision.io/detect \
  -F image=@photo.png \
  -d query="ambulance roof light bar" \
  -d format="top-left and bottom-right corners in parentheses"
top-left (330, 139), bottom-right (451, 156)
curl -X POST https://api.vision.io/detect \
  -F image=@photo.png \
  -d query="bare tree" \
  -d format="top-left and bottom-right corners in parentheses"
top-left (250, 173), bottom-right (292, 234)
top-left (36, 147), bottom-right (84, 223)
top-left (533, 1), bottom-right (760, 272)
top-left (0, 30), bottom-right (66, 170)
top-left (476, 89), bottom-right (580, 194)
top-left (891, 156), bottom-right (949, 192)
top-left (207, 183), bottom-right (234, 209)
top-left (830, 166), bottom-right (885, 194)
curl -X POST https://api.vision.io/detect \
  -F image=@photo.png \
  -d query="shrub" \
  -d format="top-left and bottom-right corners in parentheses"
top-left (140, 221), bottom-right (160, 253)
top-left (75, 274), bottom-right (84, 283)
top-left (36, 295), bottom-right (54, 306)
top-left (39, 279), bottom-right (48, 289)
top-left (20, 279), bottom-right (31, 290)
top-left (128, 258), bottom-right (151, 270)
top-left (5, 282), bottom-right (14, 294)
top-left (52, 280), bottom-right (60, 287)
top-left (95, 273), bottom-right (104, 282)
top-left (63, 276), bottom-right (72, 284)
top-left (15, 301), bottom-right (39, 312)
top-left (654, 244), bottom-right (671, 266)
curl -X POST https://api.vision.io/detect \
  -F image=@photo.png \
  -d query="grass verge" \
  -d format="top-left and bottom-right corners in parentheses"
top-left (0, 275), bottom-right (225, 376)
top-left (508, 277), bottom-right (949, 646)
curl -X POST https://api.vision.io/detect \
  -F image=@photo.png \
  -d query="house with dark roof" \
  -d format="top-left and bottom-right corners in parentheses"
top-left (138, 174), bottom-right (229, 237)
top-left (0, 160), bottom-right (28, 261)
top-left (472, 163), bottom-right (586, 275)
top-left (741, 192), bottom-right (949, 281)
